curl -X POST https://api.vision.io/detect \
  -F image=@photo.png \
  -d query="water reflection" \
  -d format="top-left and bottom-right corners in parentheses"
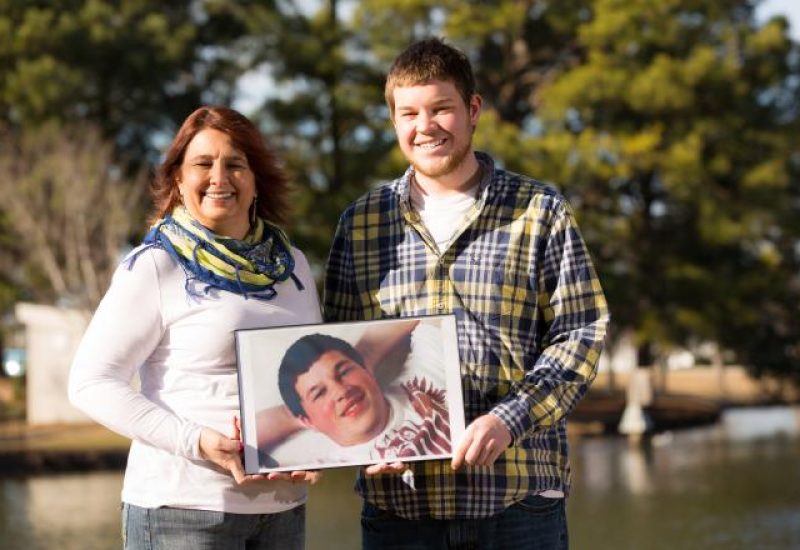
top-left (570, 406), bottom-right (800, 549)
top-left (0, 472), bottom-right (122, 549)
top-left (722, 406), bottom-right (800, 440)
top-left (1, 407), bottom-right (799, 549)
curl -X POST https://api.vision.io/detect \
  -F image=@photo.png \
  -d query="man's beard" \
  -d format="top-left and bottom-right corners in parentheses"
top-left (413, 134), bottom-right (473, 180)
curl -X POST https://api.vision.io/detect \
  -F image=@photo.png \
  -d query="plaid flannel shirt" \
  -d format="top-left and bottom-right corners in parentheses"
top-left (324, 152), bottom-right (609, 519)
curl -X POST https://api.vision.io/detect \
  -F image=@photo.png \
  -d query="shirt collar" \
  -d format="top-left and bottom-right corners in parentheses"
top-left (398, 151), bottom-right (496, 223)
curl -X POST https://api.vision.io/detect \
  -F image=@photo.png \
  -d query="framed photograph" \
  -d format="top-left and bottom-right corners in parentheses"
top-left (235, 314), bottom-right (465, 474)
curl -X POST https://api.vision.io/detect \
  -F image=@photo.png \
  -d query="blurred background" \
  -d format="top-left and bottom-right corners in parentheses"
top-left (0, 1), bottom-right (798, 548)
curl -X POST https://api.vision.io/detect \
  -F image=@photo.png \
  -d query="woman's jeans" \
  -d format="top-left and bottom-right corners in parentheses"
top-left (122, 502), bottom-right (305, 550)
top-left (361, 494), bottom-right (568, 550)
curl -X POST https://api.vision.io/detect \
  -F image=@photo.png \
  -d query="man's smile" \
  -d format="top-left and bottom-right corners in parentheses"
top-left (415, 138), bottom-right (447, 150)
top-left (340, 389), bottom-right (366, 417)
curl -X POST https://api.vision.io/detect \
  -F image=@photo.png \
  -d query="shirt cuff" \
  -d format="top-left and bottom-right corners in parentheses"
top-left (179, 421), bottom-right (204, 460)
top-left (489, 399), bottom-right (534, 443)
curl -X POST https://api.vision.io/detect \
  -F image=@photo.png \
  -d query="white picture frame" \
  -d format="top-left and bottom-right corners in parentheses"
top-left (235, 315), bottom-right (464, 474)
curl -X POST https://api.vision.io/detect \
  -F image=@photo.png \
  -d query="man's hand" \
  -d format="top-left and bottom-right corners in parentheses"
top-left (451, 414), bottom-right (512, 470)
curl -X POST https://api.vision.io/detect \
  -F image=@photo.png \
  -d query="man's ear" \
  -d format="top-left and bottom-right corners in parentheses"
top-left (469, 94), bottom-right (482, 126)
top-left (297, 415), bottom-right (317, 431)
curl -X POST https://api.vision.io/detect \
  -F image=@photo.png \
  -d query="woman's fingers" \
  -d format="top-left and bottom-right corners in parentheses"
top-left (265, 470), bottom-right (321, 484)
top-left (232, 416), bottom-right (242, 440)
top-left (200, 427), bottom-right (246, 482)
top-left (201, 424), bottom-right (322, 486)
top-left (365, 461), bottom-right (406, 475)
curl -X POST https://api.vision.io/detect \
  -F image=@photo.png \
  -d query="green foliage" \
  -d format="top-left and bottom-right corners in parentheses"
top-left (529, 0), bottom-right (800, 375)
top-left (215, 1), bottom-right (396, 266)
top-left (0, 0), bottom-right (245, 159)
top-left (0, 0), bottom-right (797, 378)
top-left (349, 0), bottom-right (800, 377)
top-left (0, 0), bottom-right (273, 307)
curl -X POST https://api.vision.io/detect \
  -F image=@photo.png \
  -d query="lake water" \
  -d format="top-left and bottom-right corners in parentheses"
top-left (2, 406), bottom-right (799, 549)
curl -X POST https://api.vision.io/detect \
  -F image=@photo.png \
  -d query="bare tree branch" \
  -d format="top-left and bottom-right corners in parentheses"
top-left (0, 123), bottom-right (146, 309)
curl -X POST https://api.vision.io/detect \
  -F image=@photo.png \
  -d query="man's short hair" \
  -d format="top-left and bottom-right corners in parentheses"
top-left (385, 37), bottom-right (476, 116)
top-left (278, 334), bottom-right (365, 417)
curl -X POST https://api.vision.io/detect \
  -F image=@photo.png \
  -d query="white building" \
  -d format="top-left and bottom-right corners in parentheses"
top-left (14, 302), bottom-right (91, 425)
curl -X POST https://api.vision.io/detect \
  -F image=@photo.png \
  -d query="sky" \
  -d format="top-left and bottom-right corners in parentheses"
top-left (234, 1), bottom-right (800, 114)
top-left (757, 0), bottom-right (800, 39)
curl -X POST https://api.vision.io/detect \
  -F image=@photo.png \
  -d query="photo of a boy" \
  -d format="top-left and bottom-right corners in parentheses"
top-left (252, 318), bottom-right (453, 469)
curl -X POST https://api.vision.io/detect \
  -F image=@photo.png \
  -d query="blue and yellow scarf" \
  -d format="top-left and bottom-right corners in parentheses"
top-left (135, 206), bottom-right (301, 300)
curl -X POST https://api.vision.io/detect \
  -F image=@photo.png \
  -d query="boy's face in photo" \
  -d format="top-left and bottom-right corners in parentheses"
top-left (391, 79), bottom-right (481, 183)
top-left (295, 350), bottom-right (389, 447)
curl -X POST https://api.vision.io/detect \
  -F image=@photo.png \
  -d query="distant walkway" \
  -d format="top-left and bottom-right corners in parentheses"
top-left (0, 421), bottom-right (128, 474)
top-left (594, 365), bottom-right (799, 405)
top-left (1, 366), bottom-right (797, 473)
top-left (572, 393), bottom-right (721, 435)
top-left (571, 365), bottom-right (799, 436)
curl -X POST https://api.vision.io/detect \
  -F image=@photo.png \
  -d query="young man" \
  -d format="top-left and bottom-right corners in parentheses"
top-left (324, 38), bottom-right (610, 549)
top-left (279, 334), bottom-right (391, 447)
top-left (257, 320), bottom-right (452, 467)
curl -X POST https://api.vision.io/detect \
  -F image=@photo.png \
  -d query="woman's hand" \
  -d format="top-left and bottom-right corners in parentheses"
top-left (264, 470), bottom-right (322, 484)
top-left (364, 461), bottom-right (406, 475)
top-left (199, 424), bottom-right (250, 483)
top-left (209, 416), bottom-right (320, 485)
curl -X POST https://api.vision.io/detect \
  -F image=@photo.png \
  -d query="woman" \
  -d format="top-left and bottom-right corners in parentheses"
top-left (69, 106), bottom-right (320, 549)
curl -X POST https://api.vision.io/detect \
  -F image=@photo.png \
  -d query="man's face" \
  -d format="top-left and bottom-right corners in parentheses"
top-left (392, 79), bottom-right (481, 187)
top-left (295, 350), bottom-right (389, 447)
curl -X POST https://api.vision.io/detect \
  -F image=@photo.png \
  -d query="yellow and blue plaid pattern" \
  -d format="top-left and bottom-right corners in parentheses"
top-left (324, 152), bottom-right (609, 519)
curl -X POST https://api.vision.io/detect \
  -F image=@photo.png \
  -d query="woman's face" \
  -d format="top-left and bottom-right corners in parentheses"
top-left (177, 128), bottom-right (256, 238)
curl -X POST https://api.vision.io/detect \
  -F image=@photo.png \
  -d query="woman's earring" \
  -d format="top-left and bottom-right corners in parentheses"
top-left (250, 194), bottom-right (258, 226)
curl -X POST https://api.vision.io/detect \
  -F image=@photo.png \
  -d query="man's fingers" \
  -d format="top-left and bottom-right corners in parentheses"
top-left (489, 444), bottom-right (506, 464)
top-left (463, 439), bottom-right (485, 466)
top-left (452, 414), bottom-right (512, 469)
top-left (451, 430), bottom-right (473, 470)
top-left (477, 443), bottom-right (501, 467)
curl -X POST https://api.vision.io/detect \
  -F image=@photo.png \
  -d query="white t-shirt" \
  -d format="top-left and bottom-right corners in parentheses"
top-left (68, 246), bottom-right (322, 513)
top-left (409, 177), bottom-right (480, 252)
top-left (268, 322), bottom-right (451, 468)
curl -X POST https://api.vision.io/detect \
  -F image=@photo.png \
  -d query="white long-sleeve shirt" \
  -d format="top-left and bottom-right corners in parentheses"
top-left (69, 245), bottom-right (322, 513)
